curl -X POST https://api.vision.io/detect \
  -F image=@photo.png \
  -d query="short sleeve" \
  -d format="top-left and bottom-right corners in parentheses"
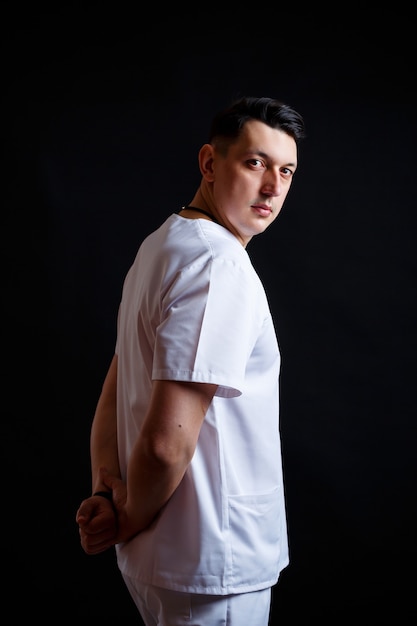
top-left (153, 256), bottom-right (264, 397)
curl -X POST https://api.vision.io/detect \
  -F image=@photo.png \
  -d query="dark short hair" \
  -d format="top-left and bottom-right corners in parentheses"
top-left (208, 96), bottom-right (306, 151)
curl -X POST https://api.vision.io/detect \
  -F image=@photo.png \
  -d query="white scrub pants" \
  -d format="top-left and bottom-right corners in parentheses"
top-left (122, 574), bottom-right (272, 626)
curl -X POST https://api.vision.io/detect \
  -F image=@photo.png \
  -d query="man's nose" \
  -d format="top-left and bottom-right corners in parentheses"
top-left (262, 169), bottom-right (282, 196)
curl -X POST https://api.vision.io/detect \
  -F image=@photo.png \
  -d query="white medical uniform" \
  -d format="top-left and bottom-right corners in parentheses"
top-left (115, 214), bottom-right (289, 596)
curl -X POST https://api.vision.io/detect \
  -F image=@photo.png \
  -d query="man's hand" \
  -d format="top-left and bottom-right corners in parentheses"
top-left (76, 494), bottom-right (117, 555)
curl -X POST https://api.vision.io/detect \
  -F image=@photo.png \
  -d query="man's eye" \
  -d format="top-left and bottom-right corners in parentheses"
top-left (248, 159), bottom-right (264, 168)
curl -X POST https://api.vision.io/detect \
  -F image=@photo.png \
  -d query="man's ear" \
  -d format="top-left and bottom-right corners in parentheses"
top-left (198, 144), bottom-right (215, 182)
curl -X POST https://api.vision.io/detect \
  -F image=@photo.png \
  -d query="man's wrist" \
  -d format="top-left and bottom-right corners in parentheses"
top-left (93, 491), bottom-right (113, 501)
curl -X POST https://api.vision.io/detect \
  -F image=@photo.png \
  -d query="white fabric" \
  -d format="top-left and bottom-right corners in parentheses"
top-left (115, 214), bottom-right (289, 594)
top-left (122, 576), bottom-right (272, 626)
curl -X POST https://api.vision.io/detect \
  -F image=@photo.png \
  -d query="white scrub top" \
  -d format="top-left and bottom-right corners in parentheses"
top-left (115, 214), bottom-right (289, 594)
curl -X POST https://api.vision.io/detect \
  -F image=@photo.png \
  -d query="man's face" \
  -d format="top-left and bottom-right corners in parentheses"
top-left (211, 120), bottom-right (298, 246)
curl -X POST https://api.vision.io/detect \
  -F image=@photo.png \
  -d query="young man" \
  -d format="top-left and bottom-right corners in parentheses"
top-left (76, 96), bottom-right (305, 625)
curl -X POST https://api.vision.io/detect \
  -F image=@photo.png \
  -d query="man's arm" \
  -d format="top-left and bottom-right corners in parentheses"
top-left (76, 354), bottom-right (120, 554)
top-left (90, 353), bottom-right (121, 492)
top-left (104, 378), bottom-right (217, 544)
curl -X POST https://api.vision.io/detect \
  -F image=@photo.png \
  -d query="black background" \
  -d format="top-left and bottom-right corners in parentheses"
top-left (4, 5), bottom-right (416, 624)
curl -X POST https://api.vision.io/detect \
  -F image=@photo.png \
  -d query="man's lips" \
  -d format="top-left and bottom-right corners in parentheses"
top-left (252, 204), bottom-right (272, 217)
